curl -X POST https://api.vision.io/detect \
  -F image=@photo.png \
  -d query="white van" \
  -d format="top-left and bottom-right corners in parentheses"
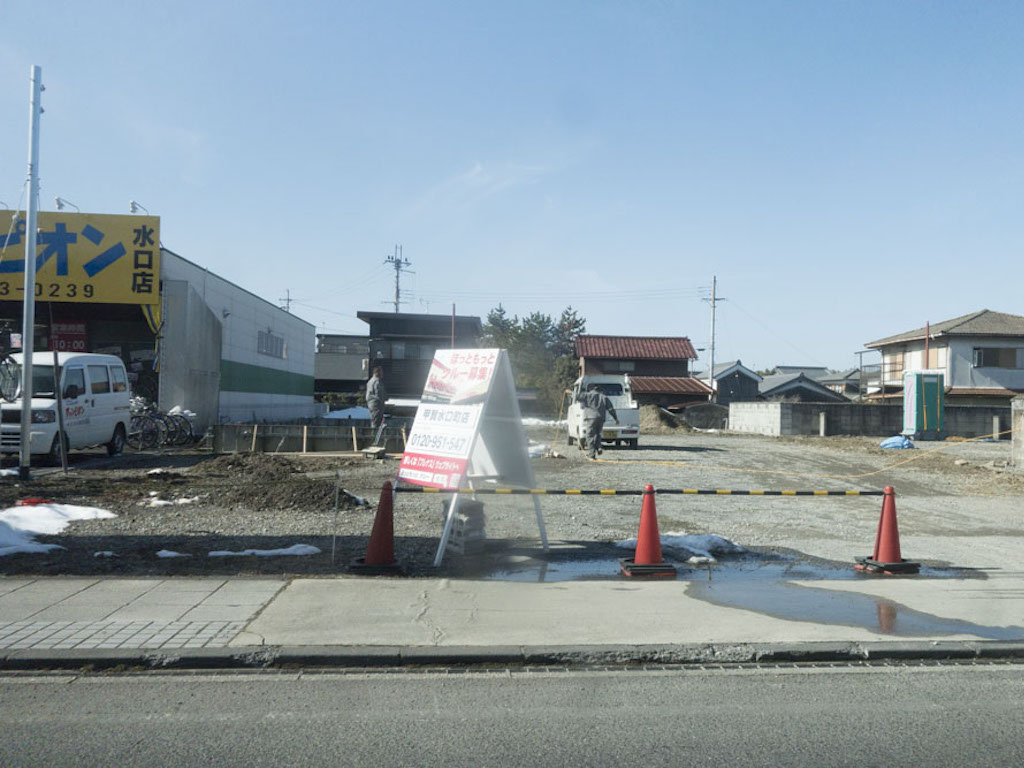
top-left (0, 352), bottom-right (131, 464)
top-left (566, 374), bottom-right (642, 449)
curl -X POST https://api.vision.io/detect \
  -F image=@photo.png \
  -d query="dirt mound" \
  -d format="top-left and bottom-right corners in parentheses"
top-left (197, 453), bottom-right (302, 481)
top-left (639, 405), bottom-right (692, 434)
top-left (215, 474), bottom-right (347, 511)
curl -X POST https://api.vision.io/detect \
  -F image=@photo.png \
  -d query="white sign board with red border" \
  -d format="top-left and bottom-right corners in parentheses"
top-left (397, 348), bottom-right (547, 565)
top-left (398, 348), bottom-right (498, 489)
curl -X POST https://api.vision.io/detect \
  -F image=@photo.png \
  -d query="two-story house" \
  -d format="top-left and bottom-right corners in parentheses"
top-left (864, 309), bottom-right (1024, 405)
top-left (575, 335), bottom-right (711, 408)
top-left (357, 311), bottom-right (483, 398)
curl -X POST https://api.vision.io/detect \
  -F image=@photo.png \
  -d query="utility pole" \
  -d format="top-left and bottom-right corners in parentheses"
top-left (703, 276), bottom-right (726, 399)
top-left (19, 65), bottom-right (43, 480)
top-left (384, 245), bottom-right (412, 313)
top-left (279, 289), bottom-right (291, 312)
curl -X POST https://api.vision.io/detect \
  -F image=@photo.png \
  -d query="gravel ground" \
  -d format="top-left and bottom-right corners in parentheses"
top-left (1, 426), bottom-right (1019, 577)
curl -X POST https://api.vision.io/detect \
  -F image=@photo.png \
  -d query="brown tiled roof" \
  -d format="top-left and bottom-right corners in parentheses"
top-left (575, 335), bottom-right (697, 360)
top-left (630, 376), bottom-right (712, 395)
top-left (866, 309), bottom-right (1024, 347)
top-left (866, 386), bottom-right (1024, 400)
top-left (946, 387), bottom-right (1024, 397)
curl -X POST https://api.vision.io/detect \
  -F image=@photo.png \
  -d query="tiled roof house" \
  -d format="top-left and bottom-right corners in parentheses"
top-left (575, 335), bottom-right (710, 407)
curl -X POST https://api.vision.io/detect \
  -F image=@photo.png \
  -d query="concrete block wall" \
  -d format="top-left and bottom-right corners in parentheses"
top-left (729, 401), bottom-right (1012, 439)
top-left (944, 405), bottom-right (1013, 439)
top-left (726, 402), bottom-right (783, 436)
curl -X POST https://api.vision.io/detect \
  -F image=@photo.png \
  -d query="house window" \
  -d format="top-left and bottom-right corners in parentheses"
top-left (972, 347), bottom-right (1023, 369)
top-left (258, 330), bottom-right (286, 359)
top-left (605, 361), bottom-right (635, 373)
top-left (392, 342), bottom-right (406, 360)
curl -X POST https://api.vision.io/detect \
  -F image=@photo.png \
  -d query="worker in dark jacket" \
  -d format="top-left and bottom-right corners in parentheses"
top-left (577, 383), bottom-right (618, 459)
top-left (366, 367), bottom-right (386, 430)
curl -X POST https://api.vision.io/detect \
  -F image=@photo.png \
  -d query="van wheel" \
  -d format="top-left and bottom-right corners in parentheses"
top-left (629, 439), bottom-right (638, 449)
top-left (107, 424), bottom-right (126, 457)
top-left (48, 432), bottom-right (68, 466)
top-left (567, 435), bottom-right (575, 446)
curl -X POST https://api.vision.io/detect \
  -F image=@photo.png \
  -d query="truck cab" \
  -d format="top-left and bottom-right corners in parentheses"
top-left (566, 374), bottom-right (641, 449)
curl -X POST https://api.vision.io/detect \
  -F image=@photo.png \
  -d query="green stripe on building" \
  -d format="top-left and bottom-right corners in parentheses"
top-left (220, 360), bottom-right (314, 396)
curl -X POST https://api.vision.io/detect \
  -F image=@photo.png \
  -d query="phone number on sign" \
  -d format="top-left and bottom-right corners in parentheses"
top-left (407, 432), bottom-right (469, 453)
top-left (0, 281), bottom-right (96, 299)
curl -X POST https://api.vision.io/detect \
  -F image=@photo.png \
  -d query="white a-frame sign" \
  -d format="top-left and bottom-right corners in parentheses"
top-left (397, 348), bottom-right (549, 566)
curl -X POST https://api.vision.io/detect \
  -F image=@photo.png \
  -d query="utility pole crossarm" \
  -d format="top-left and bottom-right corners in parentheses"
top-left (384, 245), bottom-right (412, 313)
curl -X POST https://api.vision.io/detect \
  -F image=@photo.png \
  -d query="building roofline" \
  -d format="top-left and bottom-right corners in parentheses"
top-left (865, 309), bottom-right (1024, 348)
top-left (161, 247), bottom-right (315, 331)
top-left (356, 310), bottom-right (483, 329)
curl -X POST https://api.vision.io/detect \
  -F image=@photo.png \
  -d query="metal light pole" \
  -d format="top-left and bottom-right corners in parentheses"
top-left (19, 65), bottom-right (43, 480)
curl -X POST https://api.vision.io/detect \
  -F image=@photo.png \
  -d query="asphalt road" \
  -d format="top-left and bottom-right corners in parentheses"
top-left (3, 664), bottom-right (1023, 767)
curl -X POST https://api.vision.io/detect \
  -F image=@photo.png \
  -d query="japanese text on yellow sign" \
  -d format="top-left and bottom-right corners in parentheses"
top-left (0, 211), bottom-right (160, 307)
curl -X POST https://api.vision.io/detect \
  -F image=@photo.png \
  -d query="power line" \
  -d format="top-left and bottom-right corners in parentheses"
top-left (728, 299), bottom-right (826, 367)
top-left (414, 286), bottom-right (705, 301)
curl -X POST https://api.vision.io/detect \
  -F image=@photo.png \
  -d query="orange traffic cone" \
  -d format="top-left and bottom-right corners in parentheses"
top-left (620, 485), bottom-right (676, 578)
top-left (855, 486), bottom-right (919, 575)
top-left (350, 482), bottom-right (402, 574)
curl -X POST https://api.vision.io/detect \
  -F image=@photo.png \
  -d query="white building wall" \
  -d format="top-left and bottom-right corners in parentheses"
top-left (947, 337), bottom-right (1024, 389)
top-left (161, 250), bottom-right (319, 423)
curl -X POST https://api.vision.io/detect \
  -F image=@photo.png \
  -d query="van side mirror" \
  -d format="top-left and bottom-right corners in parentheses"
top-left (63, 384), bottom-right (80, 399)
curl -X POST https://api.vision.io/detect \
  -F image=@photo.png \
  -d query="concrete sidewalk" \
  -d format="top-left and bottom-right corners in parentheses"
top-left (2, 566), bottom-right (1024, 669)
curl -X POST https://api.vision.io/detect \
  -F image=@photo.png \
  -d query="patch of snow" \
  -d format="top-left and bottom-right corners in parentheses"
top-left (527, 441), bottom-right (548, 458)
top-left (208, 544), bottom-right (321, 557)
top-left (616, 532), bottom-right (744, 563)
top-left (0, 502), bottom-right (116, 536)
top-left (1, 502), bottom-right (116, 557)
top-left (146, 468), bottom-right (166, 475)
top-left (94, 551), bottom-right (116, 558)
top-left (0, 468), bottom-right (18, 477)
top-left (341, 489), bottom-right (367, 506)
top-left (156, 549), bottom-right (191, 558)
top-left (522, 418), bottom-right (566, 427)
top-left (146, 498), bottom-right (174, 507)
top-left (0, 520), bottom-right (65, 556)
top-left (175, 497), bottom-right (200, 505)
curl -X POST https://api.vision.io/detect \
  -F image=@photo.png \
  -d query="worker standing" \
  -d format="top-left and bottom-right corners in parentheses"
top-left (577, 382), bottom-right (618, 460)
top-left (366, 366), bottom-right (386, 430)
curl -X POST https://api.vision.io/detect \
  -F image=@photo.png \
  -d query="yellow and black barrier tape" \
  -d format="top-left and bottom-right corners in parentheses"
top-left (394, 487), bottom-right (884, 496)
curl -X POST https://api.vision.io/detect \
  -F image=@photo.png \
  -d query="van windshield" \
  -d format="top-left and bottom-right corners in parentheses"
top-left (0, 362), bottom-right (58, 399)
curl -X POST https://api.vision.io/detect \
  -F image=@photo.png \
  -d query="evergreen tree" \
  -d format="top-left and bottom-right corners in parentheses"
top-left (481, 305), bottom-right (585, 415)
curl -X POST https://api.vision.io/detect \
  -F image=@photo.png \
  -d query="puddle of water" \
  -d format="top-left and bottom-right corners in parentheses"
top-left (690, 579), bottom-right (1024, 640)
top-left (477, 551), bottom-right (949, 585)
top-left (472, 550), bottom-right (1023, 640)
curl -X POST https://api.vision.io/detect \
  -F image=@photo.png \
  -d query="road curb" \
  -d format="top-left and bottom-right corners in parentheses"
top-left (4, 640), bottom-right (1024, 671)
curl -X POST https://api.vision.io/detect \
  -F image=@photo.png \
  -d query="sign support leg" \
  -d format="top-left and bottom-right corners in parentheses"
top-left (532, 496), bottom-right (549, 550)
top-left (434, 493), bottom-right (461, 567)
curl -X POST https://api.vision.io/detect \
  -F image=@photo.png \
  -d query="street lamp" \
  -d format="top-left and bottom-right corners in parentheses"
top-left (129, 200), bottom-right (149, 214)
top-left (54, 196), bottom-right (79, 212)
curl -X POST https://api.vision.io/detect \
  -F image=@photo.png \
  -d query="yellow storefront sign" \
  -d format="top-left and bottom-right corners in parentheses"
top-left (0, 211), bottom-right (161, 328)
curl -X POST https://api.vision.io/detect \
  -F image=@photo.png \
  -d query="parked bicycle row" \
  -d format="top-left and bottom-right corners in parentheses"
top-left (127, 397), bottom-right (197, 450)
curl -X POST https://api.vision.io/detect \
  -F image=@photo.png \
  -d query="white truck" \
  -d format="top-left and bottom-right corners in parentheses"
top-left (566, 374), bottom-right (641, 449)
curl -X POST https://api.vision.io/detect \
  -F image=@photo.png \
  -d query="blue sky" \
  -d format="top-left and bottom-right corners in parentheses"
top-left (2, 1), bottom-right (1021, 372)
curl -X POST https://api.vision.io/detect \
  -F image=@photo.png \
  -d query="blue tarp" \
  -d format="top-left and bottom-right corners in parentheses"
top-left (880, 435), bottom-right (915, 449)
